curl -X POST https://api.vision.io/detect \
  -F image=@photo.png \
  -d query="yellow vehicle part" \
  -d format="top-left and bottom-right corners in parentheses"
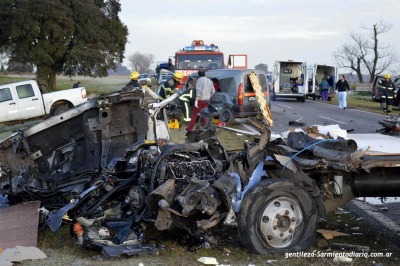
top-left (248, 72), bottom-right (274, 126)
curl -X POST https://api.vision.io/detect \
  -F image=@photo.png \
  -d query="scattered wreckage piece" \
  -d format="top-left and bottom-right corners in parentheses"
top-left (0, 201), bottom-right (41, 249)
top-left (1, 88), bottom-right (400, 257)
top-left (0, 246), bottom-right (47, 266)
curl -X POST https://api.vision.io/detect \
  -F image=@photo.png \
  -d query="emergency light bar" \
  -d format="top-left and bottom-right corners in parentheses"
top-left (182, 45), bottom-right (219, 51)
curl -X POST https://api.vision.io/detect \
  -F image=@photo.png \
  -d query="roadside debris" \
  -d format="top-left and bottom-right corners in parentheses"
top-left (0, 201), bottom-right (41, 248)
top-left (330, 242), bottom-right (370, 252)
top-left (197, 257), bottom-right (219, 265)
top-left (288, 119), bottom-right (305, 126)
top-left (0, 194), bottom-right (9, 208)
top-left (0, 246), bottom-right (47, 266)
top-left (317, 229), bottom-right (350, 240)
top-left (332, 255), bottom-right (353, 264)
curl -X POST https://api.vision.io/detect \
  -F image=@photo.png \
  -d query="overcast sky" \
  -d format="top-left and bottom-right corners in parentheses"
top-left (119, 0), bottom-right (400, 72)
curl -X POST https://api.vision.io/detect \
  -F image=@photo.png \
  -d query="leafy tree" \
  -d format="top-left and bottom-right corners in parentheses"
top-left (333, 21), bottom-right (398, 82)
top-left (255, 63), bottom-right (268, 73)
top-left (128, 52), bottom-right (155, 74)
top-left (0, 0), bottom-right (128, 89)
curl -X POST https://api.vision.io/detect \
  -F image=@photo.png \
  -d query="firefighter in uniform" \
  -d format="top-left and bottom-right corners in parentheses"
top-left (178, 79), bottom-right (196, 122)
top-left (125, 71), bottom-right (140, 88)
top-left (159, 71), bottom-right (183, 100)
top-left (378, 73), bottom-right (396, 115)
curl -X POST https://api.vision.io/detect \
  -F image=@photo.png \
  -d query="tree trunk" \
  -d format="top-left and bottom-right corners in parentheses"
top-left (36, 66), bottom-right (57, 91)
top-left (48, 71), bottom-right (57, 90)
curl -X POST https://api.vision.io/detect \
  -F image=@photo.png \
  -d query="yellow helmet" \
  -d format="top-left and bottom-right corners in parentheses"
top-left (130, 71), bottom-right (139, 80)
top-left (384, 73), bottom-right (390, 79)
top-left (173, 71), bottom-right (184, 81)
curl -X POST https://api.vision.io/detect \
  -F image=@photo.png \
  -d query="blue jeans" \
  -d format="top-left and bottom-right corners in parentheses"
top-left (338, 91), bottom-right (347, 108)
top-left (321, 90), bottom-right (328, 101)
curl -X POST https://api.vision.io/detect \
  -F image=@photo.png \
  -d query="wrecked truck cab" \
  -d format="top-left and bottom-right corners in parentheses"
top-left (0, 89), bottom-right (150, 198)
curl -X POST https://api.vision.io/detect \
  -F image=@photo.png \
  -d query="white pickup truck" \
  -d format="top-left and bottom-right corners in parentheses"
top-left (0, 79), bottom-right (87, 123)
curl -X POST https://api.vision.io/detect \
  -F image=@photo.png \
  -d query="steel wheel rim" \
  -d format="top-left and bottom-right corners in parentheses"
top-left (259, 196), bottom-right (303, 248)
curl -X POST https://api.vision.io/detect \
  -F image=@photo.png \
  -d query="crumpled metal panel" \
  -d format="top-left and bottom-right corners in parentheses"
top-left (1, 90), bottom-right (147, 188)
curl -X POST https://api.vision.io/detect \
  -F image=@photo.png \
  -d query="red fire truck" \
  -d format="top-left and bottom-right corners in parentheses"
top-left (174, 40), bottom-right (248, 85)
top-left (174, 40), bottom-right (224, 80)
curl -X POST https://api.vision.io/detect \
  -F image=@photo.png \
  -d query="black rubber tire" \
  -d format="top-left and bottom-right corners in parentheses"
top-left (237, 179), bottom-right (317, 254)
top-left (53, 105), bottom-right (70, 115)
top-left (219, 108), bottom-right (235, 125)
top-left (300, 96), bottom-right (305, 102)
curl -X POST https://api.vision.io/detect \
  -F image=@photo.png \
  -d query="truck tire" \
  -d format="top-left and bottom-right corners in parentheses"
top-left (53, 105), bottom-right (70, 116)
top-left (238, 179), bottom-right (317, 254)
top-left (219, 108), bottom-right (235, 125)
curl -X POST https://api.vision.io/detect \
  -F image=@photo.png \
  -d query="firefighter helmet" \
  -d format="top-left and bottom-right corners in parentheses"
top-left (173, 71), bottom-right (184, 81)
top-left (384, 73), bottom-right (391, 79)
top-left (130, 71), bottom-right (139, 80)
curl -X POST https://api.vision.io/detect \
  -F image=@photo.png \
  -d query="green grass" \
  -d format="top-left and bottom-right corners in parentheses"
top-left (0, 74), bottom-right (128, 97)
top-left (0, 75), bottom-right (32, 84)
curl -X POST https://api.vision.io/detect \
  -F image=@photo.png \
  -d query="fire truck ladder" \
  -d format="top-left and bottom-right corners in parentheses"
top-left (248, 72), bottom-right (274, 126)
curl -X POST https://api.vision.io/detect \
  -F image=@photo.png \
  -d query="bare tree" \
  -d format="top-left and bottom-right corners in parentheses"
top-left (255, 63), bottom-right (268, 73)
top-left (333, 21), bottom-right (398, 82)
top-left (128, 52), bottom-right (155, 73)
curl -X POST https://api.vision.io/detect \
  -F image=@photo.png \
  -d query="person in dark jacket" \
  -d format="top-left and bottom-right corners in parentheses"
top-left (126, 71), bottom-right (140, 88)
top-left (335, 74), bottom-right (350, 110)
top-left (158, 71), bottom-right (183, 100)
top-left (378, 73), bottom-right (396, 115)
top-left (73, 81), bottom-right (81, 88)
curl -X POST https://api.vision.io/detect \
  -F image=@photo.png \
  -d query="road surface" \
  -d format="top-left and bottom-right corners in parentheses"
top-left (268, 98), bottom-right (388, 135)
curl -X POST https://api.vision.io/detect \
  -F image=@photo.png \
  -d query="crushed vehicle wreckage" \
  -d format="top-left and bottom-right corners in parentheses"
top-left (1, 87), bottom-right (400, 258)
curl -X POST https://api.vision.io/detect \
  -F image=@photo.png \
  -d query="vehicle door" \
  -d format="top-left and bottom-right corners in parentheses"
top-left (210, 76), bottom-right (235, 111)
top-left (273, 61), bottom-right (279, 93)
top-left (16, 83), bottom-right (44, 119)
top-left (258, 73), bottom-right (270, 104)
top-left (0, 86), bottom-right (19, 122)
top-left (298, 62), bottom-right (307, 95)
top-left (311, 64), bottom-right (317, 95)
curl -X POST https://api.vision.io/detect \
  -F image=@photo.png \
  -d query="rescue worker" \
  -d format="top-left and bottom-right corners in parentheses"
top-left (179, 87), bottom-right (195, 122)
top-left (378, 73), bottom-right (396, 115)
top-left (178, 78), bottom-right (196, 122)
top-left (158, 71), bottom-right (183, 100)
top-left (186, 69), bottom-right (215, 132)
top-left (126, 71), bottom-right (140, 88)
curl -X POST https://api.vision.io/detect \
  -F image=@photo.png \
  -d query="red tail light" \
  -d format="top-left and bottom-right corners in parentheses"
top-left (81, 88), bottom-right (87, 99)
top-left (238, 83), bottom-right (243, 105)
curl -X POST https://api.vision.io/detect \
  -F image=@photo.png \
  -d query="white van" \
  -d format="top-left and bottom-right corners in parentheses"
top-left (307, 64), bottom-right (337, 101)
top-left (272, 60), bottom-right (307, 102)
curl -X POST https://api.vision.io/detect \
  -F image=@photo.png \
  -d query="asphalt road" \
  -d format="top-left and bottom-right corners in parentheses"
top-left (268, 98), bottom-right (388, 135)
